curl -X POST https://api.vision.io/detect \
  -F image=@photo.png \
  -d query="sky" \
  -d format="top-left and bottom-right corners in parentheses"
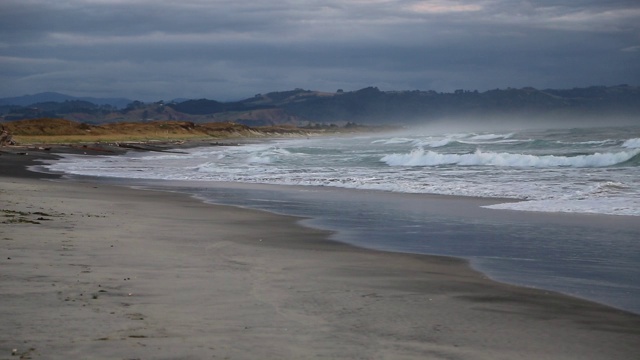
top-left (1, 0), bottom-right (639, 101)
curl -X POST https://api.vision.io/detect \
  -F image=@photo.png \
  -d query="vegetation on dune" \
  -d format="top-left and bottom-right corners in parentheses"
top-left (0, 118), bottom-right (338, 145)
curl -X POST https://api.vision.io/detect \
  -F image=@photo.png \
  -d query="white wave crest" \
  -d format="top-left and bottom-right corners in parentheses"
top-left (371, 137), bottom-right (414, 145)
top-left (622, 138), bottom-right (640, 149)
top-left (244, 147), bottom-right (292, 164)
top-left (381, 149), bottom-right (640, 168)
top-left (468, 133), bottom-right (514, 141)
top-left (413, 138), bottom-right (457, 148)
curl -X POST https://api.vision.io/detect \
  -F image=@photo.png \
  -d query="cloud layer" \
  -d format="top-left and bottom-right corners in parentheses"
top-left (1, 0), bottom-right (639, 100)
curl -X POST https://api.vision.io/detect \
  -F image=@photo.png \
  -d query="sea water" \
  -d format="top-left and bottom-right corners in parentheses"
top-left (44, 125), bottom-right (640, 313)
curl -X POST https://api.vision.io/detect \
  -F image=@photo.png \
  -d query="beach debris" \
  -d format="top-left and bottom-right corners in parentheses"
top-left (116, 142), bottom-right (186, 153)
top-left (0, 128), bottom-right (14, 146)
top-left (2, 209), bottom-right (62, 224)
top-left (69, 144), bottom-right (116, 153)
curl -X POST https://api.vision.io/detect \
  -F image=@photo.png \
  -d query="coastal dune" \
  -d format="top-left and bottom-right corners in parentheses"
top-left (1, 164), bottom-right (639, 358)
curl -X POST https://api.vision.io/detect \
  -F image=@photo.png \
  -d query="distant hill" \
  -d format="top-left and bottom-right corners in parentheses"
top-left (0, 92), bottom-right (133, 109)
top-left (166, 98), bottom-right (274, 115)
top-left (1, 85), bottom-right (638, 126)
top-left (275, 85), bottom-right (640, 124)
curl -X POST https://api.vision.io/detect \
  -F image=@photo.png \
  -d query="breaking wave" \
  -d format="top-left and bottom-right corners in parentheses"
top-left (468, 133), bottom-right (514, 141)
top-left (622, 138), bottom-right (640, 149)
top-left (381, 149), bottom-right (640, 168)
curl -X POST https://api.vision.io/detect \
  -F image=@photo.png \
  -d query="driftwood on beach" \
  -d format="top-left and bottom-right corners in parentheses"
top-left (1, 129), bottom-right (14, 146)
top-left (115, 142), bottom-right (187, 153)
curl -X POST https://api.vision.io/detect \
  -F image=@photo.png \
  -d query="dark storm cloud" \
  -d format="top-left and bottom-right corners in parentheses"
top-left (1, 0), bottom-right (638, 100)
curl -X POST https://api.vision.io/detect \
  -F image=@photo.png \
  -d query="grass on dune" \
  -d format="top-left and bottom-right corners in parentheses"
top-left (2, 118), bottom-right (282, 144)
top-left (13, 133), bottom-right (213, 144)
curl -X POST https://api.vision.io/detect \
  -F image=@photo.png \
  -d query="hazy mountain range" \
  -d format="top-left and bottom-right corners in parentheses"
top-left (0, 92), bottom-right (133, 109)
top-left (1, 85), bottom-right (638, 127)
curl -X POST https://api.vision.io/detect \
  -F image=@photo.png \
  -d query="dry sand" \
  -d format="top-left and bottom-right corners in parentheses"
top-left (1, 150), bottom-right (639, 359)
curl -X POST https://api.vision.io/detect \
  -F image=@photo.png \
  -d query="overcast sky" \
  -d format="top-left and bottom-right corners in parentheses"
top-left (1, 0), bottom-right (639, 101)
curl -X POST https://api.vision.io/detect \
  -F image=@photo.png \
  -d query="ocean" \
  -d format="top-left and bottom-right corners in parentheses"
top-left (44, 125), bottom-right (640, 313)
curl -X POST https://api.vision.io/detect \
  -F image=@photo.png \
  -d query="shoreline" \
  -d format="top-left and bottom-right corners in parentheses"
top-left (8, 144), bottom-right (640, 300)
top-left (8, 144), bottom-right (640, 310)
top-left (2, 146), bottom-right (640, 359)
top-left (141, 179), bottom-right (640, 313)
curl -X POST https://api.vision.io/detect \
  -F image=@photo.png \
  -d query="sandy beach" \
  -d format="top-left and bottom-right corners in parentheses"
top-left (1, 148), bottom-right (639, 359)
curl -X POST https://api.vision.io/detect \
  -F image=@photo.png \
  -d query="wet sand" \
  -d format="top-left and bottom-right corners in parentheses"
top-left (1, 149), bottom-right (639, 359)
